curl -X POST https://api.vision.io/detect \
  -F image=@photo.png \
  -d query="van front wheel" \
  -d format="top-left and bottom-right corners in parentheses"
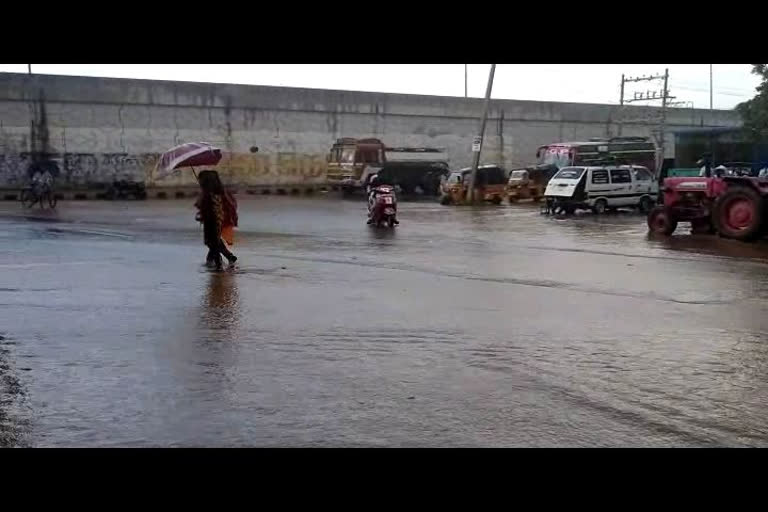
top-left (592, 199), bottom-right (607, 215)
top-left (638, 196), bottom-right (654, 214)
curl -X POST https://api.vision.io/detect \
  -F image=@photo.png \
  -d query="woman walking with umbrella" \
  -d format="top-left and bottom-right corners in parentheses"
top-left (195, 170), bottom-right (238, 269)
top-left (155, 142), bottom-right (238, 270)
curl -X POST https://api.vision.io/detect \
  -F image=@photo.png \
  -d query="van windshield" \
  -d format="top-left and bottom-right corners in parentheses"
top-left (553, 167), bottom-right (585, 180)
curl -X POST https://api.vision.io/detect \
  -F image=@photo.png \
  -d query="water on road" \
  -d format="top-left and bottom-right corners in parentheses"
top-left (2, 196), bottom-right (768, 447)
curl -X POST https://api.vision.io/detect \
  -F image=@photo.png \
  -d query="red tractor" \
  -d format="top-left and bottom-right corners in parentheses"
top-left (648, 176), bottom-right (768, 241)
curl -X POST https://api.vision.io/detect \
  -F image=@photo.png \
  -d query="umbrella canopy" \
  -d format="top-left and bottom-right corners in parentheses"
top-left (155, 142), bottom-right (222, 179)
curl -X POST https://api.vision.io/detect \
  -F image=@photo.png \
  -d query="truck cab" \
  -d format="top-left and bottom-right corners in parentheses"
top-left (326, 138), bottom-right (384, 191)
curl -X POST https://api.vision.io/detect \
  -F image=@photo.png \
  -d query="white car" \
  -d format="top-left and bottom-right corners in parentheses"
top-left (544, 165), bottom-right (658, 214)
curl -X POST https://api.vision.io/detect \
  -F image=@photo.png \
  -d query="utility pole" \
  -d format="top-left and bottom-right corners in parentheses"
top-left (466, 64), bottom-right (496, 203)
top-left (709, 64), bottom-right (713, 110)
top-left (618, 69), bottom-right (676, 176)
top-left (464, 64), bottom-right (468, 98)
top-left (28, 64), bottom-right (31, 74)
top-left (658, 68), bottom-right (669, 173)
top-left (618, 73), bottom-right (625, 135)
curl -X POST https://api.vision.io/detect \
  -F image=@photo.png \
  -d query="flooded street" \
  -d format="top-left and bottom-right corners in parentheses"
top-left (2, 196), bottom-right (768, 447)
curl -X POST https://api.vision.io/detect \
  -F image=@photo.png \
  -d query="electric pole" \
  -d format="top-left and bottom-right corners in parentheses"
top-left (618, 74), bottom-right (625, 135)
top-left (464, 64), bottom-right (468, 97)
top-left (466, 64), bottom-right (496, 203)
top-left (618, 69), bottom-right (675, 175)
top-left (709, 64), bottom-right (713, 110)
top-left (658, 68), bottom-right (669, 173)
top-left (28, 64), bottom-right (31, 74)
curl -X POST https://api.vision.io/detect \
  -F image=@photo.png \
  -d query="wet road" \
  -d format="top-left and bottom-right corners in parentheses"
top-left (2, 196), bottom-right (768, 447)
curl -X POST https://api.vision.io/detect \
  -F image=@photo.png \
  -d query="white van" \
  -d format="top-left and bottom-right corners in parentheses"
top-left (544, 165), bottom-right (658, 214)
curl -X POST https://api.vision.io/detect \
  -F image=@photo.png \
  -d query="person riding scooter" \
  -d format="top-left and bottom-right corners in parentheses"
top-left (366, 174), bottom-right (399, 225)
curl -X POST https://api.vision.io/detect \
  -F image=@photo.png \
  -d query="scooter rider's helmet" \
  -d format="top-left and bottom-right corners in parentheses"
top-left (369, 174), bottom-right (379, 188)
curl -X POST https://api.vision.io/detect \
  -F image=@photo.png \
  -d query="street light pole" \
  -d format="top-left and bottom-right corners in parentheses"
top-left (28, 64), bottom-right (32, 75)
top-left (709, 64), bottom-right (713, 110)
top-left (466, 64), bottom-right (496, 203)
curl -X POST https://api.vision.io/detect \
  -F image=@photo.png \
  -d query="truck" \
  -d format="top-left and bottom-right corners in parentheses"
top-left (536, 136), bottom-right (659, 175)
top-left (326, 138), bottom-right (449, 196)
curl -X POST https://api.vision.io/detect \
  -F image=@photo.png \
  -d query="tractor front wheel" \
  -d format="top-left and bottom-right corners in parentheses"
top-left (714, 186), bottom-right (764, 242)
top-left (647, 206), bottom-right (678, 236)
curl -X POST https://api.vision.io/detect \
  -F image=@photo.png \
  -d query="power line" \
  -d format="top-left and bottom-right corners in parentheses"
top-left (674, 85), bottom-right (752, 97)
top-left (618, 69), bottom-right (671, 172)
top-left (673, 81), bottom-right (754, 93)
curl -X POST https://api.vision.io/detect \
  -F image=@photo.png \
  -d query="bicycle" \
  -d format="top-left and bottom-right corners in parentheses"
top-left (20, 182), bottom-right (57, 209)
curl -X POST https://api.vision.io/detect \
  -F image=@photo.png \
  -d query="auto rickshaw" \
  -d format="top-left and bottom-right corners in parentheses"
top-left (439, 165), bottom-right (507, 205)
top-left (507, 164), bottom-right (557, 203)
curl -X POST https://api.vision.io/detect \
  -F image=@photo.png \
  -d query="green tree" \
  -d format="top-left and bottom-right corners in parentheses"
top-left (736, 65), bottom-right (768, 141)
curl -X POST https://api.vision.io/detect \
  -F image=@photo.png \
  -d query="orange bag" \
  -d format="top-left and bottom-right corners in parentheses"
top-left (221, 224), bottom-right (235, 246)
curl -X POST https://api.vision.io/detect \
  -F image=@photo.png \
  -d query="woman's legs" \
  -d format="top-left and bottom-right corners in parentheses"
top-left (218, 239), bottom-right (237, 264)
top-left (203, 219), bottom-right (223, 268)
top-left (206, 241), bottom-right (223, 269)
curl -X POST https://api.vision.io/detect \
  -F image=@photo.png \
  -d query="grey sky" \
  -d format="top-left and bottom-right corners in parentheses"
top-left (0, 64), bottom-right (759, 110)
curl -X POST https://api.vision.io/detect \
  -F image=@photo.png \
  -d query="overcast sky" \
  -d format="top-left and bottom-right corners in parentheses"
top-left (0, 64), bottom-right (759, 110)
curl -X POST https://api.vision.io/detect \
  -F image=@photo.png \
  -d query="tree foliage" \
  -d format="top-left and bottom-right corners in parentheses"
top-left (736, 65), bottom-right (768, 141)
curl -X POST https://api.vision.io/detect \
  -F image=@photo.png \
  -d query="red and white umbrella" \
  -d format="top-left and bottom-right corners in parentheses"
top-left (155, 142), bottom-right (223, 179)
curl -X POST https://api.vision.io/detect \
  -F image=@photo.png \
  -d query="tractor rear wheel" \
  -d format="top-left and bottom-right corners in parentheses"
top-left (647, 206), bottom-right (678, 236)
top-left (714, 186), bottom-right (764, 241)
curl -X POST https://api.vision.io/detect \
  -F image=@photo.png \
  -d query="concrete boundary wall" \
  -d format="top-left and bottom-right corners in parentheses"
top-left (0, 72), bottom-right (741, 189)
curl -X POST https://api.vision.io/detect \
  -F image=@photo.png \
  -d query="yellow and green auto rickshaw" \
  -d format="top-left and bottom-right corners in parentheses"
top-left (507, 164), bottom-right (557, 203)
top-left (439, 165), bottom-right (507, 205)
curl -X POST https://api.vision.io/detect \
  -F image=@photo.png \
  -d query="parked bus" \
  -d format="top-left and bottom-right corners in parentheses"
top-left (536, 136), bottom-right (658, 175)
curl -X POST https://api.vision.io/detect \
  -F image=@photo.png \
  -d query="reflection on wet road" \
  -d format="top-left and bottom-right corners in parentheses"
top-left (2, 197), bottom-right (768, 446)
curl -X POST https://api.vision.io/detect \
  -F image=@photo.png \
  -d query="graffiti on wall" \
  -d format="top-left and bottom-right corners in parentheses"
top-left (0, 152), bottom-right (159, 187)
top-left (0, 151), bottom-right (328, 187)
